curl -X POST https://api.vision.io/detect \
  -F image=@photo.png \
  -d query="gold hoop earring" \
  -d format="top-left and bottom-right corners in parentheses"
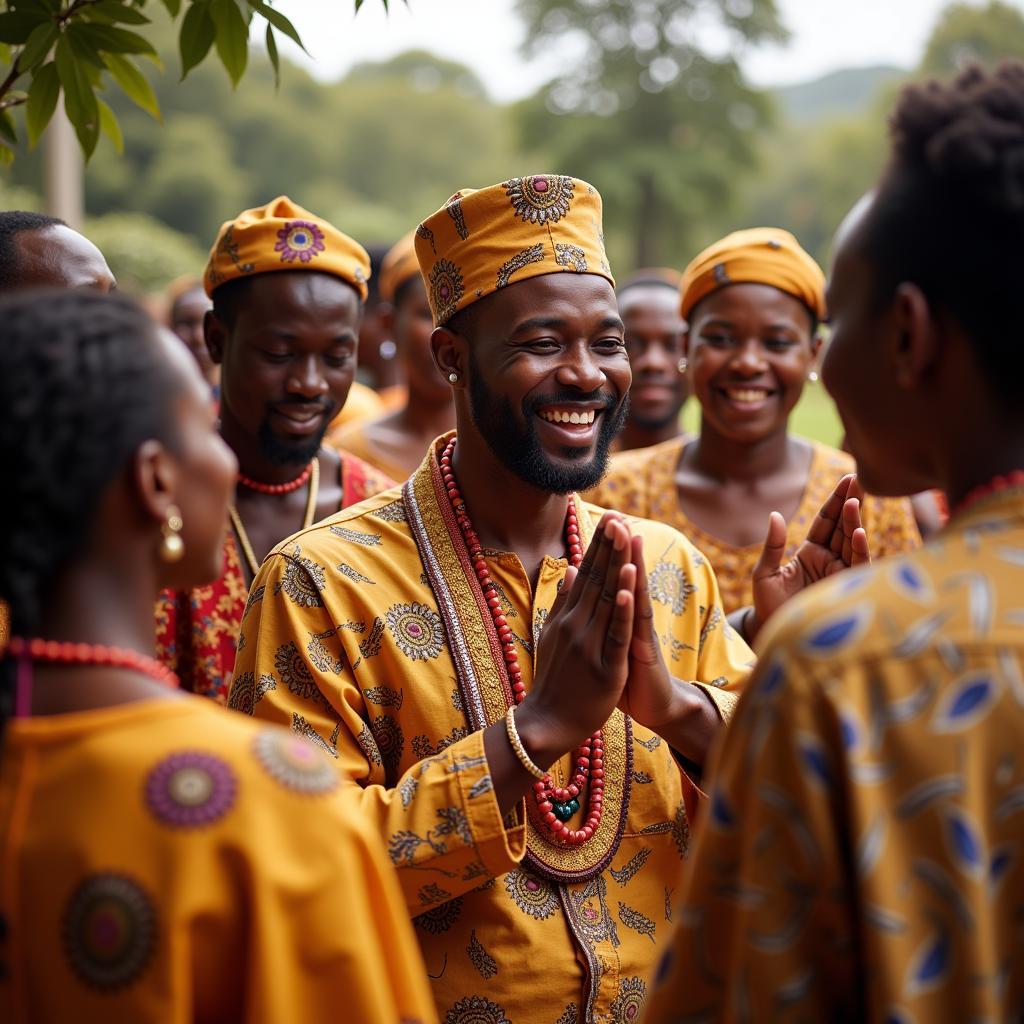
top-left (159, 505), bottom-right (185, 563)
top-left (448, 372), bottom-right (459, 384)
top-left (677, 358), bottom-right (688, 373)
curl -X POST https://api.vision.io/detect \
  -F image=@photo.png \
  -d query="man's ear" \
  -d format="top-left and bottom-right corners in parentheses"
top-left (431, 325), bottom-right (467, 389)
top-left (205, 309), bottom-right (227, 366)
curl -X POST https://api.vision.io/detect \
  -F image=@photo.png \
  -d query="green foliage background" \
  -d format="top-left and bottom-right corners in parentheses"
top-left (4, 0), bottom-right (1024, 315)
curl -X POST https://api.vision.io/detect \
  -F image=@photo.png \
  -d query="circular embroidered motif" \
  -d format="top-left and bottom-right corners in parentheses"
top-left (647, 561), bottom-right (697, 615)
top-left (275, 220), bottom-right (325, 264)
top-left (444, 994), bottom-right (512, 1024)
top-left (279, 555), bottom-right (326, 607)
top-left (253, 728), bottom-right (339, 794)
top-left (63, 873), bottom-right (156, 990)
top-left (145, 751), bottom-right (237, 828)
top-left (504, 175), bottom-right (574, 225)
top-left (503, 867), bottom-right (557, 920)
top-left (428, 258), bottom-right (464, 324)
top-left (413, 894), bottom-right (463, 935)
top-left (385, 602), bottom-right (444, 662)
top-left (610, 976), bottom-right (646, 1021)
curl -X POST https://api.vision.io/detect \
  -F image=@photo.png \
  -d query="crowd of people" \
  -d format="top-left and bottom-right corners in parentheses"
top-left (0, 60), bottom-right (1022, 1023)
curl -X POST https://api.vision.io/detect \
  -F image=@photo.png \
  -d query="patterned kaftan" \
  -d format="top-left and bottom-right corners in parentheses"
top-left (587, 435), bottom-right (921, 613)
top-left (231, 435), bottom-right (754, 1024)
top-left (648, 488), bottom-right (1024, 1022)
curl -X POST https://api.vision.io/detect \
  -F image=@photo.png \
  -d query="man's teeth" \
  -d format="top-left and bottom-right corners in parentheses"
top-left (540, 409), bottom-right (596, 425)
top-left (726, 388), bottom-right (770, 403)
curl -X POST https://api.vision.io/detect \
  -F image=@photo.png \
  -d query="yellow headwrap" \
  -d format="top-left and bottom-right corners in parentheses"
top-left (679, 228), bottom-right (825, 323)
top-left (378, 230), bottom-right (420, 304)
top-left (204, 196), bottom-right (370, 301)
top-left (414, 175), bottom-right (614, 326)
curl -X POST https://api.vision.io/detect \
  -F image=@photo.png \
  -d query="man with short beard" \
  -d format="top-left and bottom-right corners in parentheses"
top-left (155, 197), bottom-right (393, 702)
top-left (231, 177), bottom-right (864, 1022)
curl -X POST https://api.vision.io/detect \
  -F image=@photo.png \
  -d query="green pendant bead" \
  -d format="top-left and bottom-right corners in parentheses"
top-left (553, 801), bottom-right (574, 822)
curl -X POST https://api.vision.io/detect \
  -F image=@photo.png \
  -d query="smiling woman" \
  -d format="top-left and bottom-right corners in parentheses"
top-left (589, 227), bottom-right (921, 613)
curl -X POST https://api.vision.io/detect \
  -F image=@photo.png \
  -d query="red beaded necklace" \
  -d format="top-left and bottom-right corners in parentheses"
top-left (440, 437), bottom-right (604, 848)
top-left (950, 469), bottom-right (1024, 520)
top-left (4, 637), bottom-right (179, 690)
top-left (237, 461), bottom-right (313, 495)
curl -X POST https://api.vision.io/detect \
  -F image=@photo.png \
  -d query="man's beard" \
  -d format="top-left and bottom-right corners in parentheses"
top-left (468, 356), bottom-right (628, 495)
top-left (257, 406), bottom-right (332, 466)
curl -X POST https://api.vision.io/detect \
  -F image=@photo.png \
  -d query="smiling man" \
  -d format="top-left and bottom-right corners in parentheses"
top-left (155, 197), bottom-right (393, 702)
top-left (229, 176), bottom-right (868, 1022)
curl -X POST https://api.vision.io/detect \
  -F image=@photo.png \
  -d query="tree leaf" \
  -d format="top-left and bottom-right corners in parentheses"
top-left (210, 0), bottom-right (249, 87)
top-left (265, 22), bottom-right (279, 88)
top-left (249, 0), bottom-right (305, 52)
top-left (0, 110), bottom-right (16, 145)
top-left (179, 0), bottom-right (215, 78)
top-left (66, 26), bottom-right (106, 69)
top-left (103, 52), bottom-right (161, 120)
top-left (97, 96), bottom-right (124, 153)
top-left (0, 143), bottom-right (13, 167)
top-left (18, 20), bottom-right (57, 72)
top-left (55, 36), bottom-right (100, 158)
top-left (25, 58), bottom-right (59, 146)
top-left (73, 23), bottom-right (159, 58)
top-left (161, 0), bottom-right (182, 16)
top-left (88, 2), bottom-right (152, 26)
top-left (0, 10), bottom-right (49, 46)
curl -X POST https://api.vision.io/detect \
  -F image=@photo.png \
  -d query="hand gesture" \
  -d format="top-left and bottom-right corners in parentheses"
top-left (514, 513), bottom-right (637, 765)
top-left (749, 474), bottom-right (870, 640)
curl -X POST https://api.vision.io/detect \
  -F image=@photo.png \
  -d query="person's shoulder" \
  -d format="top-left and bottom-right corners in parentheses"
top-left (337, 446), bottom-right (398, 497)
top-left (804, 436), bottom-right (856, 477)
top-left (266, 485), bottom-right (410, 563)
top-left (755, 542), bottom-right (964, 669)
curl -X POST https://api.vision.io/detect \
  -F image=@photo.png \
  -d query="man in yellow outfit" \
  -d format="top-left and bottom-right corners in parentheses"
top-left (232, 176), bottom-right (865, 1022)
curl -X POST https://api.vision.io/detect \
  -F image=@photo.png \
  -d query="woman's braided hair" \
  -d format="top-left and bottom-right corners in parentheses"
top-left (0, 290), bottom-right (182, 637)
top-left (862, 61), bottom-right (1024, 407)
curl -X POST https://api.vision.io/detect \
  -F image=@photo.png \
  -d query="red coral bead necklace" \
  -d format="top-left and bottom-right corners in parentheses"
top-left (440, 437), bottom-right (604, 848)
top-left (951, 469), bottom-right (1024, 520)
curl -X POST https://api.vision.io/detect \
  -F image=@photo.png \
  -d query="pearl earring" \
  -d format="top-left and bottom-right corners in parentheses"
top-left (677, 358), bottom-right (688, 373)
top-left (448, 372), bottom-right (459, 384)
top-left (807, 370), bottom-right (819, 383)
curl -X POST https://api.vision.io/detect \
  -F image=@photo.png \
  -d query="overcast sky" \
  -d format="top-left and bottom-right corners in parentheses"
top-left (272, 0), bottom-right (984, 99)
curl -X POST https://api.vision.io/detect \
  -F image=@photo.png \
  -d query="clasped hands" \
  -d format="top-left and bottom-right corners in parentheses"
top-left (513, 474), bottom-right (870, 773)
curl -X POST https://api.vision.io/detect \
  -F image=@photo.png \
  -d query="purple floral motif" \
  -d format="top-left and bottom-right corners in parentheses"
top-left (145, 751), bottom-right (237, 829)
top-left (275, 220), bottom-right (326, 263)
top-left (253, 727), bottom-right (339, 794)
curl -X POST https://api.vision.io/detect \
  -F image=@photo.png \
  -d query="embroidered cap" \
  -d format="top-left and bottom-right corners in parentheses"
top-left (204, 195), bottom-right (370, 300)
top-left (679, 227), bottom-right (826, 323)
top-left (414, 174), bottom-right (614, 327)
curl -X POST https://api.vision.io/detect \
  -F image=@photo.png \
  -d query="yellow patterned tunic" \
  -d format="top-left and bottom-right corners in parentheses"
top-left (587, 435), bottom-right (921, 613)
top-left (231, 436), bottom-right (754, 1024)
top-left (648, 488), bottom-right (1024, 1022)
top-left (0, 694), bottom-right (436, 1023)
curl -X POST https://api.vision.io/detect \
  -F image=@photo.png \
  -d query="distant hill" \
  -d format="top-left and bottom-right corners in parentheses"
top-left (774, 65), bottom-right (906, 123)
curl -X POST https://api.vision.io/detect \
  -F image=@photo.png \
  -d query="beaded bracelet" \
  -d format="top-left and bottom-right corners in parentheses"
top-left (505, 706), bottom-right (548, 780)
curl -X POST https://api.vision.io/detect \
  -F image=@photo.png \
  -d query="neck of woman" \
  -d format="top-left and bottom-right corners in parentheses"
top-left (687, 418), bottom-right (797, 483)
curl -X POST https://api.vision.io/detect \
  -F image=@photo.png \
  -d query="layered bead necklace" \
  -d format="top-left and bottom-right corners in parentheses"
top-left (230, 456), bottom-right (320, 577)
top-left (440, 437), bottom-right (605, 848)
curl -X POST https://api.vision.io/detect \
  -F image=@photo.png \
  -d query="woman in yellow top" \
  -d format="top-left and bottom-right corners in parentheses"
top-left (0, 291), bottom-right (436, 1023)
top-left (589, 228), bottom-right (920, 620)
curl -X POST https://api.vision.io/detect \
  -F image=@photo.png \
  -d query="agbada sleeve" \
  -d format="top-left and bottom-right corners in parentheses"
top-left (239, 786), bottom-right (439, 1024)
top-left (645, 636), bottom-right (860, 1022)
top-left (230, 550), bottom-right (525, 915)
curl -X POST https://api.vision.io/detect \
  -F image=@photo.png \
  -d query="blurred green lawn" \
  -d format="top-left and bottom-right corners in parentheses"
top-left (680, 383), bottom-right (844, 449)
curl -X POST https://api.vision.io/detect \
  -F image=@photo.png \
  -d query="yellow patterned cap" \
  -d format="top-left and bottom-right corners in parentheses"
top-left (204, 195), bottom-right (370, 300)
top-left (680, 227), bottom-right (825, 322)
top-left (378, 230), bottom-right (420, 304)
top-left (414, 175), bottom-right (614, 326)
